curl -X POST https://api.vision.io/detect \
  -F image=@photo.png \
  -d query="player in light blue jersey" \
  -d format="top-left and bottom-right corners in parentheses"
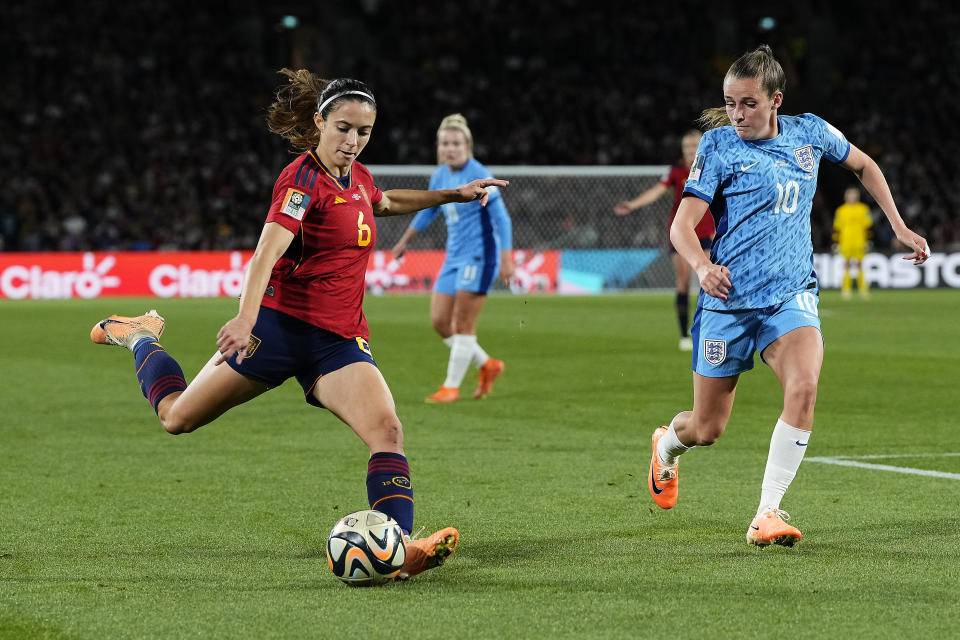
top-left (391, 114), bottom-right (514, 403)
top-left (646, 45), bottom-right (930, 546)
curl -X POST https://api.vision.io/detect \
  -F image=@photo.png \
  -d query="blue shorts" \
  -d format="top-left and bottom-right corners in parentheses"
top-left (691, 291), bottom-right (822, 377)
top-left (226, 306), bottom-right (377, 407)
top-left (434, 258), bottom-right (499, 295)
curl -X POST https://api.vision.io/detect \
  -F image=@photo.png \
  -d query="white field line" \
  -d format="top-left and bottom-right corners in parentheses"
top-left (807, 454), bottom-right (960, 480)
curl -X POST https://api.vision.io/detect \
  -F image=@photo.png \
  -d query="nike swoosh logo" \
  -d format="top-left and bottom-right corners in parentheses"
top-left (795, 441), bottom-right (809, 447)
top-left (751, 525), bottom-right (760, 530)
top-left (650, 467), bottom-right (665, 495)
top-left (740, 161), bottom-right (760, 171)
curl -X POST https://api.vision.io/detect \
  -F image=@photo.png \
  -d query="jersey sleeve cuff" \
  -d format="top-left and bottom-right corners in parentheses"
top-left (683, 187), bottom-right (712, 206)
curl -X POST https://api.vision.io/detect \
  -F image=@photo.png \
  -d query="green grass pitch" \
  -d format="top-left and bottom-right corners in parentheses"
top-left (1, 290), bottom-right (958, 639)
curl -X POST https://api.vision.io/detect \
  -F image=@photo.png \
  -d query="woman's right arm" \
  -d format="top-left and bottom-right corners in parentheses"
top-left (671, 196), bottom-right (731, 300)
top-left (215, 222), bottom-right (295, 365)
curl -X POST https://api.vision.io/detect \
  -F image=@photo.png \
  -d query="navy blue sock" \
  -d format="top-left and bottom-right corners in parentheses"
top-left (366, 452), bottom-right (414, 535)
top-left (133, 338), bottom-right (186, 413)
top-left (675, 292), bottom-right (690, 337)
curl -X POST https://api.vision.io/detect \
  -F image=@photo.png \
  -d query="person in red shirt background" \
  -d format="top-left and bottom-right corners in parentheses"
top-left (89, 68), bottom-right (506, 581)
top-left (615, 130), bottom-right (715, 351)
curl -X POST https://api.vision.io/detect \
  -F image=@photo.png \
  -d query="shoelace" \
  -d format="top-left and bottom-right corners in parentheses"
top-left (405, 525), bottom-right (426, 543)
top-left (657, 460), bottom-right (678, 481)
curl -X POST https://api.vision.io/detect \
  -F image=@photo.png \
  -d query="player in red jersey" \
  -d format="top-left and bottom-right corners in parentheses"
top-left (615, 130), bottom-right (715, 351)
top-left (90, 68), bottom-right (507, 581)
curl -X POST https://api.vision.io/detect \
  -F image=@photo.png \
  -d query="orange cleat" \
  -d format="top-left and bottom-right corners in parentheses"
top-left (648, 426), bottom-right (679, 509)
top-left (425, 386), bottom-right (459, 403)
top-left (473, 358), bottom-right (505, 399)
top-left (90, 310), bottom-right (165, 351)
top-left (746, 509), bottom-right (802, 547)
top-left (395, 527), bottom-right (459, 580)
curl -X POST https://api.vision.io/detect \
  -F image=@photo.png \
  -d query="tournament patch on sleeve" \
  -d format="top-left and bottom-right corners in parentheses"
top-left (688, 154), bottom-right (705, 182)
top-left (280, 188), bottom-right (310, 220)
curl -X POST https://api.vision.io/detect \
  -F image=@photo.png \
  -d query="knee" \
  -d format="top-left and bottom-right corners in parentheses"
top-left (692, 419), bottom-right (726, 446)
top-left (785, 378), bottom-right (819, 412)
top-left (369, 414), bottom-right (404, 450)
top-left (158, 410), bottom-right (195, 435)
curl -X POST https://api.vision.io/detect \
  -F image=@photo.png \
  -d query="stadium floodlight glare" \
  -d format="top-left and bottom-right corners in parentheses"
top-left (281, 15), bottom-right (299, 29)
top-left (759, 17), bottom-right (776, 31)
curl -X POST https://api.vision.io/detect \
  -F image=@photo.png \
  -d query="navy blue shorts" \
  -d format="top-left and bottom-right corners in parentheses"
top-left (226, 307), bottom-right (377, 407)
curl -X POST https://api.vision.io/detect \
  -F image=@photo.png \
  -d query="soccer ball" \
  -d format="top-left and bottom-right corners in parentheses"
top-left (326, 510), bottom-right (406, 586)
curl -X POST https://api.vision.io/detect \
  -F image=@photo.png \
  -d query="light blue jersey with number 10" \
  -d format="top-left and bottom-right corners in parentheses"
top-left (684, 113), bottom-right (850, 310)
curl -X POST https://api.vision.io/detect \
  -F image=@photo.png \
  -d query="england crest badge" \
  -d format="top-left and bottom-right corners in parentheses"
top-left (793, 145), bottom-right (815, 172)
top-left (703, 339), bottom-right (726, 366)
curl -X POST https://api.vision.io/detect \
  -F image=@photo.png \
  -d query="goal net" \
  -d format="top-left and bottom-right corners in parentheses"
top-left (367, 165), bottom-right (679, 294)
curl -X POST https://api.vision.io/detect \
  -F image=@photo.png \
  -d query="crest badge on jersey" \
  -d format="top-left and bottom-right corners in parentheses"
top-left (703, 339), bottom-right (726, 366)
top-left (793, 145), bottom-right (815, 172)
top-left (281, 188), bottom-right (310, 220)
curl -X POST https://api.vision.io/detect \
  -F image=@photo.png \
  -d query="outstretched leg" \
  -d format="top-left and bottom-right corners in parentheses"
top-left (315, 362), bottom-right (458, 579)
top-left (91, 310), bottom-right (270, 434)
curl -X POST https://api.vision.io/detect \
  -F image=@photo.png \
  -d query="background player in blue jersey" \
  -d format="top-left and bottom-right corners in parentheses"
top-left (391, 114), bottom-right (514, 403)
top-left (645, 45), bottom-right (930, 546)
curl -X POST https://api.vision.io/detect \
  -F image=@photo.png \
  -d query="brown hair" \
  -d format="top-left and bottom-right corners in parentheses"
top-left (266, 68), bottom-right (377, 151)
top-left (699, 45), bottom-right (785, 130)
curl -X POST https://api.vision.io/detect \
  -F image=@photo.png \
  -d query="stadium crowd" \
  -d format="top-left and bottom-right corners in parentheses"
top-left (2, 0), bottom-right (957, 253)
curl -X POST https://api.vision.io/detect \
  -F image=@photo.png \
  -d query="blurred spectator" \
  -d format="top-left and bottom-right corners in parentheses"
top-left (2, 0), bottom-right (956, 252)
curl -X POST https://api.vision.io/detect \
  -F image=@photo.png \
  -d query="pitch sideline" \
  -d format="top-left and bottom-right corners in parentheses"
top-left (807, 453), bottom-right (960, 480)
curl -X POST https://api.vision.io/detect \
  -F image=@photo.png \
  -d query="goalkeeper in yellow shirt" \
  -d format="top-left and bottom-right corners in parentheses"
top-left (833, 186), bottom-right (873, 298)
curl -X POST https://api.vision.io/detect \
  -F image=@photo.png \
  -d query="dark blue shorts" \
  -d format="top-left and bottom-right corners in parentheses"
top-left (226, 306), bottom-right (377, 407)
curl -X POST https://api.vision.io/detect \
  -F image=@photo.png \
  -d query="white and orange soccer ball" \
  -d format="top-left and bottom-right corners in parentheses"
top-left (326, 510), bottom-right (406, 586)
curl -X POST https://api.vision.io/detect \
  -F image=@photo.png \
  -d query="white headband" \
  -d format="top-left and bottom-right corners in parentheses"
top-left (317, 90), bottom-right (374, 115)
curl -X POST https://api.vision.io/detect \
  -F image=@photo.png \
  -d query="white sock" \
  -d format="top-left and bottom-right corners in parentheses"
top-left (444, 335), bottom-right (489, 369)
top-left (471, 342), bottom-right (490, 369)
top-left (757, 419), bottom-right (811, 516)
top-left (443, 334), bottom-right (476, 388)
top-left (656, 414), bottom-right (692, 466)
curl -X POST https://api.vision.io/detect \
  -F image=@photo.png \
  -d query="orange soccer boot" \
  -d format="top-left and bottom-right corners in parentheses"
top-left (648, 426), bottom-right (679, 509)
top-left (395, 527), bottom-right (460, 580)
top-left (473, 358), bottom-right (505, 399)
top-left (90, 310), bottom-right (165, 350)
top-left (746, 509), bottom-right (802, 547)
top-left (425, 386), bottom-right (459, 403)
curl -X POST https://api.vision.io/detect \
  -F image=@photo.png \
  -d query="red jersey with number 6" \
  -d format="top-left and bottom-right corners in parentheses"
top-left (262, 150), bottom-right (382, 340)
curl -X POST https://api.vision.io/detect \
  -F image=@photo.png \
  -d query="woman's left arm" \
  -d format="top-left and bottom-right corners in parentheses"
top-left (373, 178), bottom-right (509, 217)
top-left (842, 144), bottom-right (930, 264)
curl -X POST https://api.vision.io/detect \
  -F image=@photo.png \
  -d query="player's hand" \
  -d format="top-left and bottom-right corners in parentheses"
top-left (613, 201), bottom-right (633, 216)
top-left (390, 241), bottom-right (407, 260)
top-left (215, 315), bottom-right (256, 365)
top-left (499, 252), bottom-right (516, 285)
top-left (454, 179), bottom-right (509, 207)
top-left (896, 228), bottom-right (931, 265)
top-left (697, 263), bottom-right (732, 301)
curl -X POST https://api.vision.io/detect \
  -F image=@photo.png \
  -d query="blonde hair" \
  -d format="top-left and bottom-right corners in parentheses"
top-left (699, 45), bottom-right (786, 130)
top-left (436, 113), bottom-right (474, 164)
